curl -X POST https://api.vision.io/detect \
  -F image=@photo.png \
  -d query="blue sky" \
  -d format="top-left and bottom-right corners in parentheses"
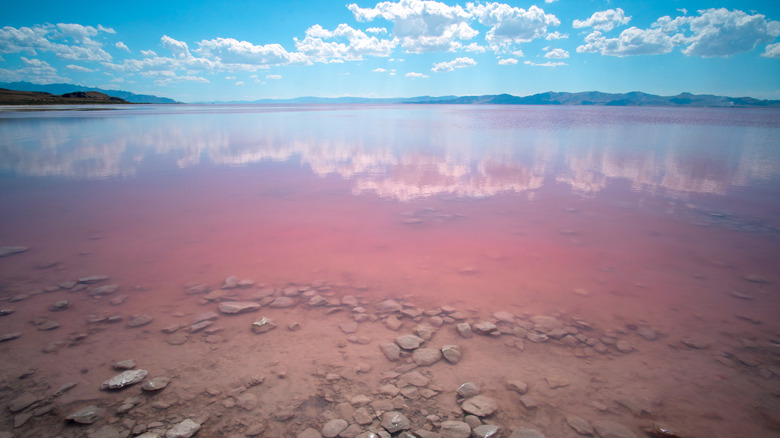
top-left (2, 0), bottom-right (779, 102)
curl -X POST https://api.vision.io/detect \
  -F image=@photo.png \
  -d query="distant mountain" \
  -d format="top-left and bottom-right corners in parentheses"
top-left (212, 91), bottom-right (780, 108)
top-left (0, 88), bottom-right (130, 105)
top-left (0, 81), bottom-right (179, 104)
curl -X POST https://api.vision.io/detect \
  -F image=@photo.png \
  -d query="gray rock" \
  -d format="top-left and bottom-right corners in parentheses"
top-left (457, 382), bottom-right (480, 398)
top-left (526, 332), bottom-right (548, 343)
top-left (380, 343), bottom-right (401, 361)
top-left (113, 359), bottom-right (135, 369)
top-left (413, 348), bottom-right (442, 366)
top-left (493, 311), bottom-right (516, 324)
top-left (440, 421), bottom-right (471, 438)
top-left (126, 314), bottom-right (153, 327)
top-left (376, 299), bottom-right (402, 313)
top-left (38, 320), bottom-right (60, 331)
top-left (0, 332), bottom-right (22, 342)
top-left (53, 382), bottom-right (77, 397)
top-left (89, 284), bottom-right (119, 296)
top-left (223, 276), bottom-right (240, 289)
top-left (566, 415), bottom-right (594, 436)
top-left (381, 411), bottom-right (411, 433)
top-left (50, 300), bottom-right (70, 311)
top-left (507, 426), bottom-right (545, 438)
top-left (396, 334), bottom-right (424, 350)
top-left (193, 312), bottom-right (219, 324)
top-left (471, 425), bottom-right (501, 438)
top-left (398, 371), bottom-right (429, 387)
top-left (637, 328), bottom-right (657, 341)
top-left (506, 380), bottom-right (528, 394)
top-left (530, 315), bottom-right (563, 333)
top-left (143, 376), bottom-right (171, 391)
top-left (592, 420), bottom-right (637, 438)
top-left (0, 246), bottom-right (28, 257)
top-left (166, 418), bottom-right (200, 438)
top-left (413, 323), bottom-right (436, 340)
top-left (0, 308), bottom-right (14, 316)
top-left (88, 425), bottom-right (121, 438)
top-left (442, 345), bottom-right (462, 363)
top-left (354, 407), bottom-right (373, 425)
top-left (472, 321), bottom-right (497, 335)
top-left (189, 320), bottom-right (213, 333)
top-left (464, 416), bottom-right (481, 430)
top-left (457, 323), bottom-right (474, 338)
top-left (218, 301), bottom-right (261, 314)
top-left (8, 392), bottom-right (38, 412)
top-left (65, 405), bottom-right (104, 424)
top-left (461, 395), bottom-right (497, 417)
top-left (340, 321), bottom-right (358, 334)
top-left (308, 295), bottom-right (328, 306)
top-left (322, 418), bottom-right (349, 438)
top-left (101, 369), bottom-right (148, 390)
top-left (519, 395), bottom-right (537, 409)
top-left (297, 428), bottom-right (323, 438)
top-left (252, 317), bottom-right (277, 333)
top-left (78, 275), bottom-right (109, 284)
top-left (269, 296), bottom-right (297, 308)
top-left (616, 340), bottom-right (634, 353)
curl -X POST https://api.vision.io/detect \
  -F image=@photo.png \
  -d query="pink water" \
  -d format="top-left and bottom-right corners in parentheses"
top-left (0, 104), bottom-right (779, 437)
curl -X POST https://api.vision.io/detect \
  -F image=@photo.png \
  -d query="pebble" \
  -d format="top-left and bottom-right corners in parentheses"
top-left (38, 320), bottom-right (60, 331)
top-left (0, 308), bottom-right (14, 316)
top-left (507, 426), bottom-right (545, 438)
top-left (166, 418), bottom-right (200, 438)
top-left (461, 395), bottom-right (498, 417)
top-left (506, 380), bottom-right (528, 394)
top-left (381, 411), bottom-right (411, 433)
top-left (166, 333), bottom-right (188, 345)
top-left (113, 359), bottom-right (136, 369)
top-left (101, 369), bottom-right (148, 390)
top-left (340, 321), bottom-right (358, 334)
top-left (441, 345), bottom-right (462, 363)
top-left (472, 425), bottom-right (502, 438)
top-left (50, 300), bottom-right (70, 311)
top-left (252, 317), bottom-right (277, 333)
top-left (377, 299), bottom-right (402, 313)
top-left (457, 382), bottom-right (480, 398)
top-left (78, 275), bottom-right (109, 284)
top-left (89, 284), bottom-right (119, 296)
top-left (298, 428), bottom-right (323, 438)
top-left (322, 419), bottom-right (349, 437)
top-left (223, 276), bottom-right (240, 289)
top-left (398, 371), bottom-right (430, 387)
top-left (0, 332), bottom-right (22, 342)
top-left (637, 328), bottom-right (657, 341)
top-left (616, 341), bottom-right (634, 353)
top-left (396, 334), bottom-right (424, 350)
top-left (126, 315), bottom-right (153, 328)
top-left (269, 297), bottom-right (297, 308)
top-left (0, 246), bottom-right (28, 257)
top-left (385, 316), bottom-right (403, 331)
top-left (413, 348), bottom-right (442, 366)
top-left (439, 421), bottom-right (471, 438)
top-left (592, 420), bottom-right (637, 438)
top-left (457, 323), bottom-right (474, 338)
top-left (380, 343), bottom-right (401, 361)
top-left (65, 405), bottom-right (104, 424)
top-left (8, 392), bottom-right (38, 412)
top-left (472, 322), bottom-right (497, 335)
top-left (143, 376), bottom-right (171, 391)
top-left (218, 301), bottom-right (261, 314)
top-left (566, 415), bottom-right (594, 436)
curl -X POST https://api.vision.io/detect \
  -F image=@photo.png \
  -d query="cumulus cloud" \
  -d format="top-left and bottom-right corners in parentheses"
top-left (544, 48), bottom-right (569, 58)
top-left (573, 8), bottom-right (631, 32)
top-left (235, 81), bottom-right (244, 85)
top-left (266, 74), bottom-right (282, 79)
top-left (763, 42), bottom-right (780, 58)
top-left (523, 60), bottom-right (566, 67)
top-left (366, 27), bottom-right (388, 34)
top-left (372, 67), bottom-right (387, 72)
top-left (577, 8), bottom-right (780, 58)
top-left (545, 31), bottom-right (568, 40)
top-left (0, 23), bottom-right (113, 61)
top-left (0, 56), bottom-right (70, 83)
top-left (141, 49), bottom-right (157, 57)
top-left (195, 37), bottom-right (309, 66)
top-left (115, 41), bottom-right (130, 52)
top-left (405, 71), bottom-right (429, 78)
top-left (66, 64), bottom-right (94, 72)
top-left (497, 58), bottom-right (518, 64)
top-left (294, 23), bottom-right (396, 62)
top-left (467, 3), bottom-right (560, 51)
top-left (349, 0), bottom-right (477, 53)
top-left (431, 56), bottom-right (476, 72)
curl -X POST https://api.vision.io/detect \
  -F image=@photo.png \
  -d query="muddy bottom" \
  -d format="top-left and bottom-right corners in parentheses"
top-left (0, 267), bottom-right (778, 438)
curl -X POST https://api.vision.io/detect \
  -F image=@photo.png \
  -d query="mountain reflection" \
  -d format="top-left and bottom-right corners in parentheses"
top-left (0, 105), bottom-right (777, 200)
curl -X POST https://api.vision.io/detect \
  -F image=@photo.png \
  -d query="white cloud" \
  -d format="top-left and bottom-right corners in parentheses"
top-left (544, 48), bottom-right (569, 58)
top-left (576, 8), bottom-right (780, 58)
top-left (498, 58), bottom-right (518, 64)
top-left (294, 23), bottom-right (396, 62)
top-left (349, 0), bottom-right (477, 53)
top-left (366, 27), bottom-right (388, 34)
top-left (573, 8), bottom-right (631, 32)
top-left (161, 35), bottom-right (192, 59)
top-left (195, 37), bottom-right (309, 66)
top-left (141, 49), bottom-right (157, 57)
top-left (545, 0), bottom-right (557, 3)
top-left (0, 56), bottom-right (69, 83)
top-left (66, 64), bottom-right (94, 72)
top-left (0, 23), bottom-right (113, 61)
top-left (523, 60), bottom-right (566, 67)
top-left (545, 31), bottom-right (568, 40)
top-left (431, 56), bottom-right (476, 72)
top-left (266, 74), bottom-right (282, 79)
top-left (372, 67), bottom-right (387, 72)
top-left (405, 71), bottom-right (429, 78)
top-left (461, 42), bottom-right (486, 52)
top-left (115, 41), bottom-right (130, 52)
top-left (763, 42), bottom-right (780, 58)
top-left (235, 81), bottom-right (244, 85)
top-left (225, 75), bottom-right (236, 79)
top-left (467, 3), bottom-right (560, 51)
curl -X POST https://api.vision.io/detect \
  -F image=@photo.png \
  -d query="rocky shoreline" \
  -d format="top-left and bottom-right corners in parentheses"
top-left (0, 270), bottom-right (779, 438)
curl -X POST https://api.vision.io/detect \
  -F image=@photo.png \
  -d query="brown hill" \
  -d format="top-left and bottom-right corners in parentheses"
top-left (0, 88), bottom-right (130, 105)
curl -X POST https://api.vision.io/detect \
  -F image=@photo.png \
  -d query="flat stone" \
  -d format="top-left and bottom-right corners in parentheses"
top-left (38, 320), bottom-right (60, 331)
top-left (385, 315), bottom-right (403, 330)
top-left (472, 322), bottom-right (498, 335)
top-left (0, 332), bottom-right (22, 342)
top-left (519, 395), bottom-right (537, 409)
top-left (269, 297), bottom-right (296, 308)
top-left (89, 284), bottom-right (119, 296)
top-left (78, 275), bottom-right (109, 284)
top-left (308, 295), bottom-right (328, 306)
top-left (0, 308), bottom-right (14, 316)
top-left (65, 405), bottom-right (104, 424)
top-left (546, 375), bottom-right (570, 389)
top-left (472, 425), bottom-right (501, 438)
top-left (396, 334), bottom-right (424, 350)
top-left (592, 420), bottom-right (637, 438)
top-left (113, 359), bottom-right (136, 370)
top-left (442, 345), bottom-right (462, 363)
top-left (457, 323), bottom-right (474, 338)
top-left (143, 376), bottom-right (171, 391)
top-left (381, 411), bottom-right (411, 433)
top-left (126, 315), bottom-right (153, 327)
top-left (0, 246), bottom-right (28, 257)
top-left (14, 412), bottom-right (33, 428)
top-left (8, 392), bottom-right (38, 412)
top-left (398, 371), bottom-right (429, 387)
top-left (218, 301), bottom-right (261, 314)
top-left (377, 299), bottom-right (402, 313)
top-left (297, 428), bottom-right (323, 438)
top-left (380, 343), bottom-right (401, 361)
top-left (166, 418), bottom-right (200, 438)
top-left (440, 421), bottom-right (471, 438)
top-left (506, 380), bottom-right (528, 394)
top-left (461, 395), bottom-right (497, 417)
top-left (223, 276), bottom-right (240, 289)
top-left (166, 333), bottom-right (188, 345)
top-left (340, 321), bottom-right (358, 334)
top-left (566, 415), bottom-right (594, 436)
top-left (101, 369), bottom-right (148, 390)
top-left (354, 407), bottom-right (373, 425)
top-left (252, 317), bottom-right (277, 333)
top-left (413, 348), bottom-right (442, 366)
top-left (616, 340), bottom-right (634, 353)
top-left (413, 323), bottom-right (436, 340)
top-left (457, 382), bottom-right (480, 398)
top-left (526, 332), bottom-right (548, 343)
top-left (50, 300), bottom-right (70, 311)
top-left (530, 315), bottom-right (563, 333)
top-left (322, 418), bottom-right (349, 438)
top-left (637, 328), bottom-right (657, 341)
top-left (493, 311), bottom-right (516, 324)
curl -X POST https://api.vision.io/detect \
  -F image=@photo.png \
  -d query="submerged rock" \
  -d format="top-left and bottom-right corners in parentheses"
top-left (65, 405), bottom-right (104, 424)
top-left (218, 301), bottom-right (261, 314)
top-left (252, 317), bottom-right (277, 334)
top-left (381, 411), bottom-right (411, 433)
top-left (461, 395), bottom-right (497, 417)
top-left (592, 420), bottom-right (637, 438)
top-left (79, 275), bottom-right (110, 284)
top-left (442, 345), bottom-right (462, 363)
top-left (166, 418), bottom-right (200, 438)
top-left (0, 246), bottom-right (28, 257)
top-left (126, 314), bottom-right (153, 327)
top-left (101, 369), bottom-right (148, 390)
top-left (143, 376), bottom-right (171, 392)
top-left (0, 332), bottom-right (22, 342)
top-left (396, 334), bottom-right (424, 350)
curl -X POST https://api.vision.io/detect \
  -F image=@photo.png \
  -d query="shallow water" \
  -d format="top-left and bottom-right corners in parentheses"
top-left (0, 104), bottom-right (778, 437)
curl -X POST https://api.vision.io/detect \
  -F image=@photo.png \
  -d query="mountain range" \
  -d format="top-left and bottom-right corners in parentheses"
top-left (2, 81), bottom-right (778, 107)
top-left (0, 81), bottom-right (178, 104)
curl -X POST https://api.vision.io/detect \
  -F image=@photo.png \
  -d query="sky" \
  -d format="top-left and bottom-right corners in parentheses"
top-left (1, 0), bottom-right (779, 102)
